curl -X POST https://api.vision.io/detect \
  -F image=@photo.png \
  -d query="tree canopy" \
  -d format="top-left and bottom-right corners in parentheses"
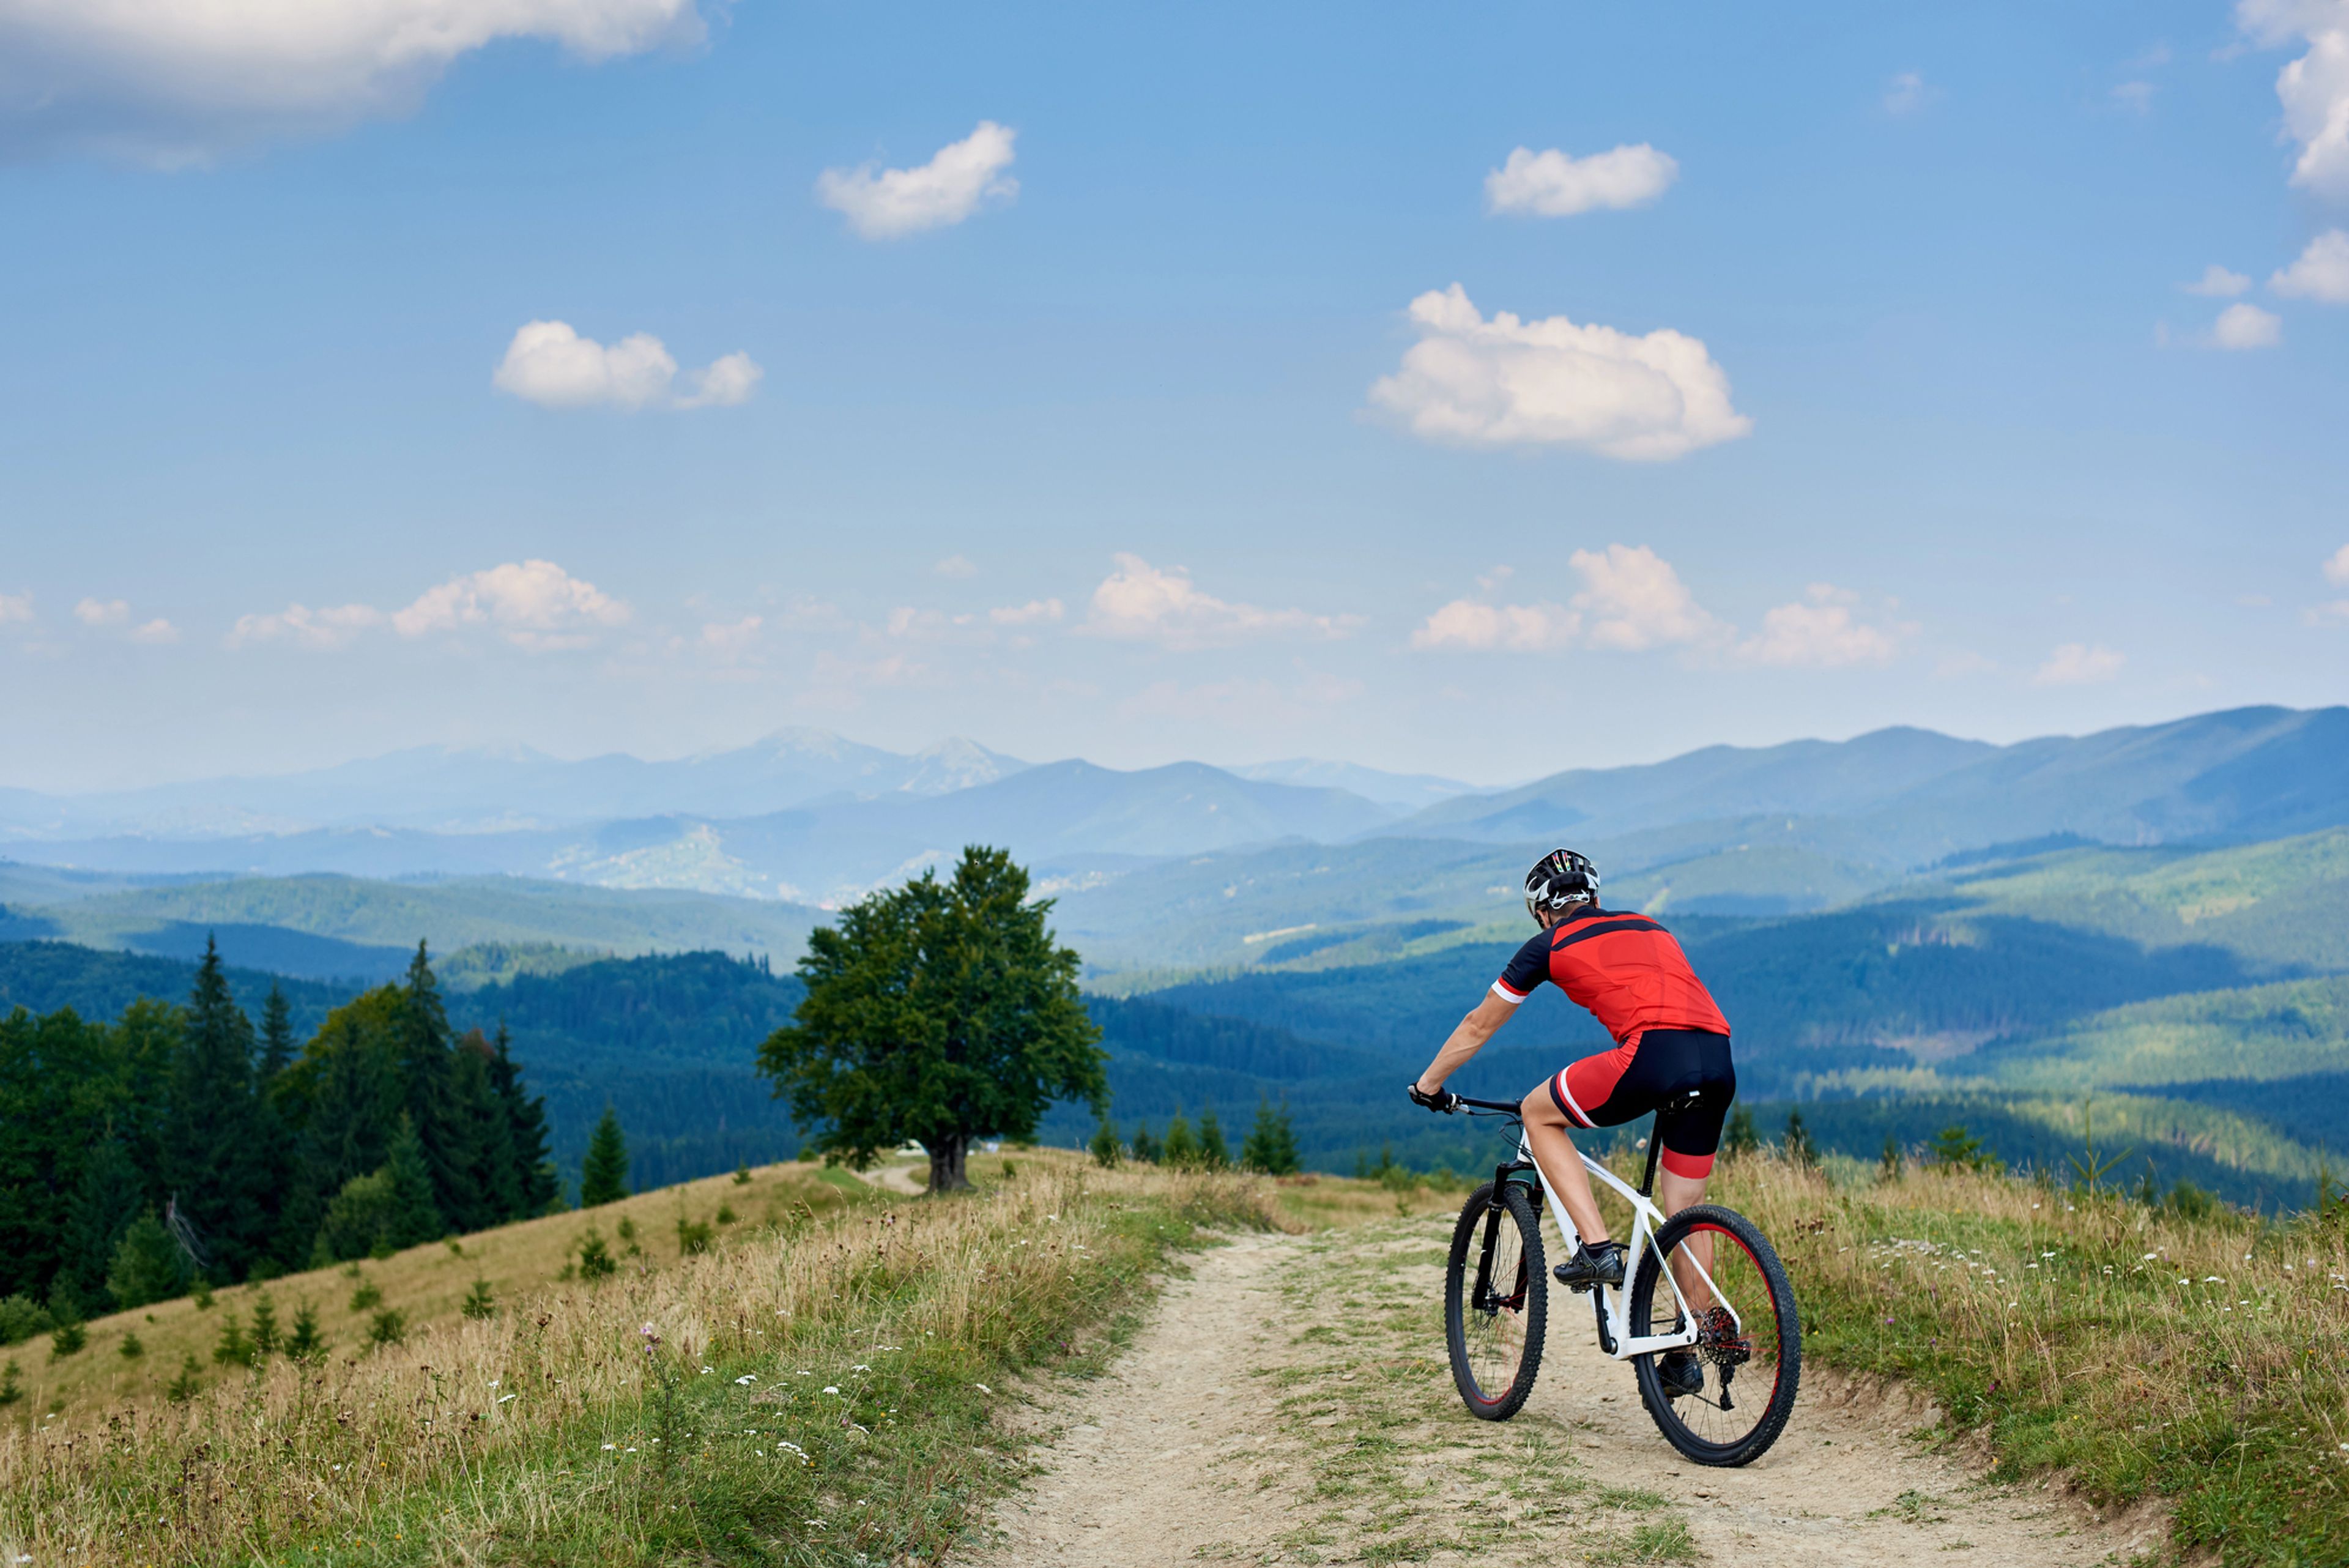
top-left (757, 846), bottom-right (1106, 1192)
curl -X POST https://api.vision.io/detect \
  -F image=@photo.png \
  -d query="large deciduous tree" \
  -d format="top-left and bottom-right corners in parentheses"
top-left (758, 845), bottom-right (1107, 1194)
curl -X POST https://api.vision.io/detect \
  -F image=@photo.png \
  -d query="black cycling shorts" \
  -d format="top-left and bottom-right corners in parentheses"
top-left (1547, 1027), bottom-right (1737, 1178)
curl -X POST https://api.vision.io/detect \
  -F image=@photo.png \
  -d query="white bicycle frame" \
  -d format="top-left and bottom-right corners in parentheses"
top-left (1513, 1129), bottom-right (1738, 1361)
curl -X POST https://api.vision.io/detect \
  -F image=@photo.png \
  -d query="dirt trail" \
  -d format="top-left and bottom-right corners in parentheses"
top-left (959, 1220), bottom-right (2162, 1567)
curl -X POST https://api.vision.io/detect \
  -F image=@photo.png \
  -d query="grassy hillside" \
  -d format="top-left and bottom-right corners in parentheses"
top-left (0, 1153), bottom-right (1280, 1567)
top-left (1721, 1150), bottom-right (2349, 1567)
top-left (1, 1159), bottom-right (865, 1420)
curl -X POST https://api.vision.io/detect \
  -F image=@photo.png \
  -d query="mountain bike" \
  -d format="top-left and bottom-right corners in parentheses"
top-left (1432, 1091), bottom-right (1801, 1466)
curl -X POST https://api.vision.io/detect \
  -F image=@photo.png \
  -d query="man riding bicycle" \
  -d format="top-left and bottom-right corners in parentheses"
top-left (1409, 849), bottom-right (1737, 1401)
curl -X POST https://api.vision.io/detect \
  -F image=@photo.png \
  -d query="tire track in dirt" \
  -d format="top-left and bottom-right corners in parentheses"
top-left (957, 1218), bottom-right (2163, 1567)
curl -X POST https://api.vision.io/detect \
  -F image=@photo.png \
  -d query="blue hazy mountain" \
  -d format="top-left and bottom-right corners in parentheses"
top-left (0, 730), bottom-right (1029, 838)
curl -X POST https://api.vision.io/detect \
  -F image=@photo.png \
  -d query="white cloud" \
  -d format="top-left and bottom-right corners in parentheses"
top-left (817, 121), bottom-right (1018, 240)
top-left (2239, 0), bottom-right (2349, 198)
top-left (2033, 642), bottom-right (2125, 685)
top-left (2326, 543), bottom-right (2349, 584)
top-left (1484, 143), bottom-right (1678, 217)
top-left (0, 0), bottom-right (703, 164)
top-left (1569, 544), bottom-right (1722, 650)
top-left (1411, 544), bottom-right (1724, 655)
top-left (1367, 284), bottom-right (1751, 462)
top-left (699, 615), bottom-right (762, 658)
top-left (73, 597), bottom-right (128, 627)
top-left (492, 321), bottom-right (759, 411)
top-left (2271, 229), bottom-right (2349, 300)
top-left (2111, 80), bottom-right (2156, 112)
top-left (0, 591), bottom-right (31, 624)
top-left (933, 554), bottom-right (978, 579)
top-left (1080, 555), bottom-right (1352, 649)
top-left (2183, 264), bottom-right (2252, 296)
top-left (989, 598), bottom-right (1064, 626)
top-left (1736, 585), bottom-right (1902, 667)
top-left (675, 351), bottom-right (763, 408)
top-left (129, 618), bottom-right (179, 644)
top-left (392, 559), bottom-right (629, 650)
top-left (2210, 302), bottom-right (2284, 348)
top-left (227, 602), bottom-right (386, 650)
top-left (1409, 599), bottom-right (1581, 652)
top-left (1883, 71), bottom-right (1935, 114)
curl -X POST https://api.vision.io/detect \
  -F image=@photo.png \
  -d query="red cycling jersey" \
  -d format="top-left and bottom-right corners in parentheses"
top-left (1491, 903), bottom-right (1730, 1043)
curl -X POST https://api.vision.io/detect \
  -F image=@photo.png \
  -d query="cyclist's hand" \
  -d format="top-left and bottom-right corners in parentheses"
top-left (1407, 1082), bottom-right (1460, 1114)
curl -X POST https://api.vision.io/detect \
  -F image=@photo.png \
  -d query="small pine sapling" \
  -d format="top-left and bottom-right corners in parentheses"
top-left (284, 1301), bottom-right (326, 1362)
top-left (461, 1278), bottom-right (497, 1321)
top-left (118, 1331), bottom-right (144, 1359)
top-left (165, 1354), bottom-right (202, 1403)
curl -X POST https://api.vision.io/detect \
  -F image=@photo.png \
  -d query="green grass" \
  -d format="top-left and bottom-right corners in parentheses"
top-left (1716, 1150), bottom-right (2349, 1567)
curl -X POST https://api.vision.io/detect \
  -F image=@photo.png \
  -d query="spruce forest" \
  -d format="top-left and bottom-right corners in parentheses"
top-left (0, 937), bottom-right (555, 1325)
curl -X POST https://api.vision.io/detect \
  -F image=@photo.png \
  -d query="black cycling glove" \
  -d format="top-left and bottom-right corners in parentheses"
top-left (1407, 1082), bottom-right (1460, 1114)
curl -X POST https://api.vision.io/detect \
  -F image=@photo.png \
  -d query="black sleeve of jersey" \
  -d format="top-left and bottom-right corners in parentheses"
top-left (1493, 931), bottom-right (1552, 1002)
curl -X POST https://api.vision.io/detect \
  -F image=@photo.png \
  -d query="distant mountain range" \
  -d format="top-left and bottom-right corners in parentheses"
top-left (2, 707), bottom-right (2345, 968)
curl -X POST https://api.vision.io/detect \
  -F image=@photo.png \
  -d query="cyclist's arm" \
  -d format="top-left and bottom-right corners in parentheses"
top-left (1414, 990), bottom-right (1517, 1095)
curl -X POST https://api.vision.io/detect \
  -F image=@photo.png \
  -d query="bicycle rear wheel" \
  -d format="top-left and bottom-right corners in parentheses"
top-left (1627, 1202), bottom-right (1800, 1466)
top-left (1444, 1180), bottom-right (1547, 1421)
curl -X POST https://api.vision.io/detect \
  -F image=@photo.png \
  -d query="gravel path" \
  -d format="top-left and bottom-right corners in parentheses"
top-left (957, 1219), bottom-right (2162, 1567)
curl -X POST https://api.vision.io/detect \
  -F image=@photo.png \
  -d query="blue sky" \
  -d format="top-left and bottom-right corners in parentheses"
top-left (2, 0), bottom-right (2345, 792)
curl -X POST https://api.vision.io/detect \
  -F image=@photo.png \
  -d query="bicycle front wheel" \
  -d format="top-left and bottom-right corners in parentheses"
top-left (1627, 1202), bottom-right (1800, 1466)
top-left (1444, 1180), bottom-right (1547, 1421)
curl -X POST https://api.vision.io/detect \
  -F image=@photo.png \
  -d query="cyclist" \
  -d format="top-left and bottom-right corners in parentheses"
top-left (1409, 848), bottom-right (1735, 1400)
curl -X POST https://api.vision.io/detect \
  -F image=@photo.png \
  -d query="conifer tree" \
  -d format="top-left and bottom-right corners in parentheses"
top-left (1240, 1098), bottom-right (1301, 1176)
top-left (381, 1115), bottom-right (445, 1249)
top-left (1088, 1114), bottom-right (1123, 1167)
top-left (579, 1107), bottom-right (630, 1208)
top-left (1195, 1105), bottom-right (1228, 1171)
top-left (61, 1130), bottom-right (146, 1309)
top-left (105, 1210), bottom-right (188, 1310)
top-left (445, 1036), bottom-right (518, 1233)
top-left (1129, 1123), bottom-right (1159, 1164)
top-left (489, 1023), bottom-right (559, 1217)
top-left (163, 937), bottom-right (269, 1279)
top-left (395, 943), bottom-right (464, 1222)
top-left (257, 986), bottom-right (296, 1080)
top-left (1161, 1111), bottom-right (1198, 1169)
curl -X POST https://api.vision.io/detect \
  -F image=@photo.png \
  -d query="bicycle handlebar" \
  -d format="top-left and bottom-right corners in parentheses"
top-left (1450, 1094), bottom-right (1524, 1115)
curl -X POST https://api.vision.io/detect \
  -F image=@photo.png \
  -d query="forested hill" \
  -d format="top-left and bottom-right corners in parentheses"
top-left (0, 940), bottom-right (349, 1036)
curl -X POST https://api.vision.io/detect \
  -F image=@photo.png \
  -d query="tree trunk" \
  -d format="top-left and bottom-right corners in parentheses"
top-left (926, 1134), bottom-right (971, 1194)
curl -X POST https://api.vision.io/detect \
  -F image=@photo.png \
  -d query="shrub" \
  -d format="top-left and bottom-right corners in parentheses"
top-left (367, 1309), bottom-right (407, 1348)
top-left (0, 1359), bottom-right (20, 1406)
top-left (1782, 1109), bottom-right (1818, 1169)
top-left (211, 1313), bottom-right (252, 1367)
top-left (575, 1229), bottom-right (618, 1282)
top-left (1089, 1116), bottom-right (1123, 1168)
top-left (49, 1322), bottom-right (86, 1359)
top-left (163, 1354), bottom-right (202, 1403)
top-left (348, 1279), bottom-right (383, 1313)
top-left (1926, 1123), bottom-right (2003, 1173)
top-left (714, 1202), bottom-right (738, 1225)
top-left (676, 1216), bottom-right (714, 1255)
top-left (0, 1296), bottom-right (52, 1347)
top-left (732, 1163), bottom-right (752, 1186)
top-left (105, 1211), bottom-right (188, 1310)
top-left (118, 1331), bottom-right (144, 1359)
top-left (1130, 1124), bottom-right (1160, 1164)
top-left (461, 1279), bottom-right (497, 1321)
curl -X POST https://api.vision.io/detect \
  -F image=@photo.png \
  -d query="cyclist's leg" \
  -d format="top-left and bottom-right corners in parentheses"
top-left (1520, 1084), bottom-right (1611, 1244)
top-left (1650, 1031), bottom-right (1737, 1316)
top-left (1657, 1167), bottom-right (1714, 1313)
top-left (1522, 1038), bottom-right (1644, 1246)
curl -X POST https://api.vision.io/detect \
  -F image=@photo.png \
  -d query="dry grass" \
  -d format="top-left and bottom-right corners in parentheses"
top-left (0, 1151), bottom-right (1280, 1567)
top-left (1713, 1151), bottom-right (2349, 1566)
top-left (1264, 1170), bottom-right (1468, 1232)
top-left (7, 1161), bottom-right (865, 1422)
